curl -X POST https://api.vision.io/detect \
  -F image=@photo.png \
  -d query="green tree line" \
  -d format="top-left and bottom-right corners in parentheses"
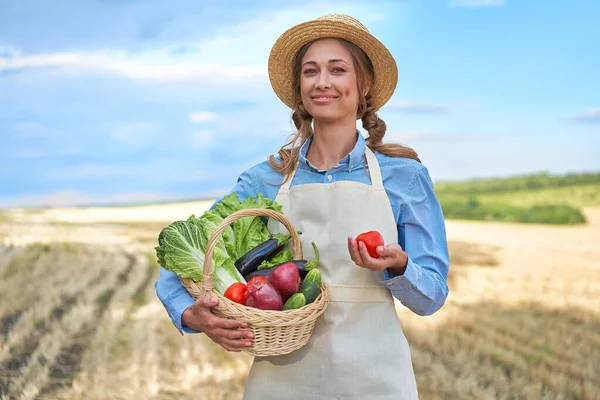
top-left (435, 171), bottom-right (600, 196)
top-left (435, 171), bottom-right (600, 225)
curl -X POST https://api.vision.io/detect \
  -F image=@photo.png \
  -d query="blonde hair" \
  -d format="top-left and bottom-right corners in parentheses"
top-left (268, 39), bottom-right (420, 183)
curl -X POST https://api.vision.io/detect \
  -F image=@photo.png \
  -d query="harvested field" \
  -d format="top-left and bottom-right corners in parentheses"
top-left (0, 204), bottom-right (598, 399)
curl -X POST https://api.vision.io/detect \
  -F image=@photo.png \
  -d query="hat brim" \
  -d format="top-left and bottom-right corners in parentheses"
top-left (268, 18), bottom-right (398, 112)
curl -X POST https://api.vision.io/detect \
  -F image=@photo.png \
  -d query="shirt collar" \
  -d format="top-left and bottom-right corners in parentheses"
top-left (298, 131), bottom-right (366, 172)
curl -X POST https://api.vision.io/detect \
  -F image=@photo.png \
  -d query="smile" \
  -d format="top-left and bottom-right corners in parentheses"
top-left (311, 96), bottom-right (338, 103)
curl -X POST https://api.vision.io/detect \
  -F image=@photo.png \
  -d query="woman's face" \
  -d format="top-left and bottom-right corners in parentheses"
top-left (300, 39), bottom-right (360, 124)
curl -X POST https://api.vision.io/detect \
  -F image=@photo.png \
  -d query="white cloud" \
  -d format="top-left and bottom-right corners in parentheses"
top-left (193, 3), bottom-right (378, 66)
top-left (0, 3), bottom-right (360, 83)
top-left (567, 108), bottom-right (600, 124)
top-left (0, 49), bottom-right (266, 82)
top-left (189, 112), bottom-right (219, 123)
top-left (449, 0), bottom-right (504, 7)
top-left (0, 3), bottom-right (379, 91)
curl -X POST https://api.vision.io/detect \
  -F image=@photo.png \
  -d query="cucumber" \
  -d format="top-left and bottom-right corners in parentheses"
top-left (304, 269), bottom-right (321, 286)
top-left (301, 269), bottom-right (322, 304)
top-left (301, 281), bottom-right (320, 304)
top-left (283, 293), bottom-right (306, 310)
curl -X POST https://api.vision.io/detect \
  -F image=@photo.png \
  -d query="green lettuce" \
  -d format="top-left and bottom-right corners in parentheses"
top-left (257, 249), bottom-right (294, 270)
top-left (195, 210), bottom-right (236, 258)
top-left (213, 193), bottom-right (283, 260)
top-left (155, 193), bottom-right (286, 294)
top-left (155, 219), bottom-right (245, 294)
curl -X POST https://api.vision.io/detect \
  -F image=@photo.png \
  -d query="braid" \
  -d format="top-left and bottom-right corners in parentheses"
top-left (268, 103), bottom-right (313, 183)
top-left (361, 94), bottom-right (421, 163)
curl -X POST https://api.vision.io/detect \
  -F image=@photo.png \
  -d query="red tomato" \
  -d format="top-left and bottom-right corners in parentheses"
top-left (224, 282), bottom-right (247, 305)
top-left (355, 230), bottom-right (385, 258)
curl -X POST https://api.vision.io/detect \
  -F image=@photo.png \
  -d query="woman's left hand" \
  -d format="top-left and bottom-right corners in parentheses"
top-left (347, 236), bottom-right (408, 275)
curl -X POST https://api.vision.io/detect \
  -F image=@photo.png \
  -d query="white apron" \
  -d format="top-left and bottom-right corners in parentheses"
top-left (243, 147), bottom-right (419, 400)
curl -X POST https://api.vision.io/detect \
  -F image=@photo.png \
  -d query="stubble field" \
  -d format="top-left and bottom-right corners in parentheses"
top-left (0, 202), bottom-right (598, 400)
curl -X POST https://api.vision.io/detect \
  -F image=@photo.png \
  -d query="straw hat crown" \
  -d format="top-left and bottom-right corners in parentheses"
top-left (268, 14), bottom-right (398, 112)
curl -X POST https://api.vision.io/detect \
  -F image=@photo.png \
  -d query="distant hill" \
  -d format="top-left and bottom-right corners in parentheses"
top-left (436, 171), bottom-right (600, 196)
top-left (435, 171), bottom-right (600, 225)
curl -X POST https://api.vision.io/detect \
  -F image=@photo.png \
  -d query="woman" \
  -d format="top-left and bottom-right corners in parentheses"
top-left (156, 14), bottom-right (449, 399)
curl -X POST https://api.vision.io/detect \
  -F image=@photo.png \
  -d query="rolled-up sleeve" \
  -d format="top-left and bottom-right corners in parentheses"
top-left (155, 267), bottom-right (198, 335)
top-left (154, 168), bottom-right (262, 334)
top-left (381, 166), bottom-right (450, 316)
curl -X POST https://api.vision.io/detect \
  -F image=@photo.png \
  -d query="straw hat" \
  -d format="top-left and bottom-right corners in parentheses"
top-left (268, 14), bottom-right (398, 112)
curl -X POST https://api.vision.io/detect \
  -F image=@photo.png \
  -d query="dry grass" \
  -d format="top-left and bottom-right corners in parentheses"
top-left (0, 205), bottom-right (599, 399)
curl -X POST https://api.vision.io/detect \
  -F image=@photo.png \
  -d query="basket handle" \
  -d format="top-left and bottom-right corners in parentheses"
top-left (201, 208), bottom-right (303, 291)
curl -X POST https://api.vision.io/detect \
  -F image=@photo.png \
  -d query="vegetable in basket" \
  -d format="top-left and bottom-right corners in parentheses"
top-left (155, 193), bottom-right (284, 295)
top-left (155, 218), bottom-right (245, 294)
top-left (301, 269), bottom-right (322, 304)
top-left (267, 261), bottom-right (301, 298)
top-left (245, 242), bottom-right (320, 281)
top-left (283, 293), bottom-right (306, 310)
top-left (213, 193), bottom-right (283, 260)
top-left (235, 233), bottom-right (293, 276)
top-left (224, 282), bottom-right (248, 305)
top-left (245, 279), bottom-right (283, 311)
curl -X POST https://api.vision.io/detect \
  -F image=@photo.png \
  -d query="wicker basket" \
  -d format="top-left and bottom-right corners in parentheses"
top-left (181, 208), bottom-right (329, 357)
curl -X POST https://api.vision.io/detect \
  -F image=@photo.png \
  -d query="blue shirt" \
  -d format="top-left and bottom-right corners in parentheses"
top-left (155, 133), bottom-right (450, 334)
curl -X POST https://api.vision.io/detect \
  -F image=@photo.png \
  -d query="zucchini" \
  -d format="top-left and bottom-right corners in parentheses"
top-left (283, 293), bottom-right (306, 310)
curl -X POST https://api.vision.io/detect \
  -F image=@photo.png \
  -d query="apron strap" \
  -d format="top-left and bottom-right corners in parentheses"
top-left (327, 284), bottom-right (394, 303)
top-left (279, 142), bottom-right (384, 191)
top-left (279, 166), bottom-right (296, 192)
top-left (364, 146), bottom-right (384, 190)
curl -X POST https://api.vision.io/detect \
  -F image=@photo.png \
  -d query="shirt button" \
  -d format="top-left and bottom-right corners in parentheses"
top-left (327, 175), bottom-right (333, 181)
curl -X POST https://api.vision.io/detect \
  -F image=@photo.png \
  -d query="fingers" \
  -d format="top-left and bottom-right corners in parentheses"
top-left (357, 241), bottom-right (379, 271)
top-left (219, 337), bottom-right (253, 352)
top-left (357, 241), bottom-right (372, 262)
top-left (347, 236), bottom-right (363, 265)
top-left (348, 236), bottom-right (378, 270)
top-left (207, 329), bottom-right (253, 352)
top-left (214, 327), bottom-right (254, 341)
top-left (216, 317), bottom-right (248, 330)
top-left (201, 296), bottom-right (219, 308)
top-left (196, 299), bottom-right (253, 352)
top-left (348, 237), bottom-right (396, 272)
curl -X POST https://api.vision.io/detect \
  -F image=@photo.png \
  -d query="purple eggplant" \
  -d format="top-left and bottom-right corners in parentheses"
top-left (243, 242), bottom-right (319, 281)
top-left (235, 233), bottom-right (291, 276)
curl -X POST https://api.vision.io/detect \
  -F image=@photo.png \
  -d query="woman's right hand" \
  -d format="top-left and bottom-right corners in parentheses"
top-left (182, 296), bottom-right (253, 352)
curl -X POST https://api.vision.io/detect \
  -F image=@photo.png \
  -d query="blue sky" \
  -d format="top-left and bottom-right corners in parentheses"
top-left (1, 0), bottom-right (598, 208)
